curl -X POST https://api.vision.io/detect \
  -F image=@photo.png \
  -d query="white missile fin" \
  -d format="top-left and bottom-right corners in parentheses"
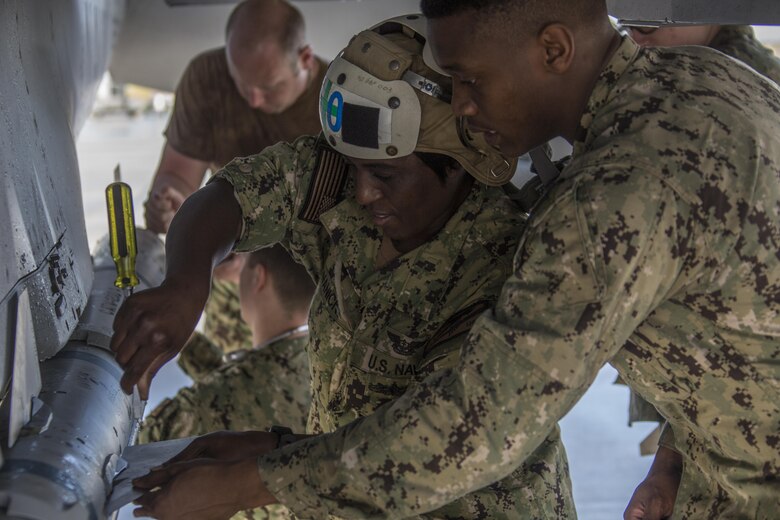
top-left (9, 289), bottom-right (43, 447)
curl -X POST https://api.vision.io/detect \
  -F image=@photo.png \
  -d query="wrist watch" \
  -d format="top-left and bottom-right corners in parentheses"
top-left (268, 425), bottom-right (296, 449)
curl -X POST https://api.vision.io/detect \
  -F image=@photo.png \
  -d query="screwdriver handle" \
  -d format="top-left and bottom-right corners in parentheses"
top-left (105, 181), bottom-right (139, 289)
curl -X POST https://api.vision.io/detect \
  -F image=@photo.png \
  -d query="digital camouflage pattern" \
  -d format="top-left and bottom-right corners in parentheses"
top-left (139, 334), bottom-right (311, 520)
top-left (625, 24), bottom-right (780, 432)
top-left (710, 25), bottom-right (780, 85)
top-left (139, 333), bottom-right (310, 441)
top-left (254, 37), bottom-right (780, 519)
top-left (166, 49), bottom-right (326, 360)
top-left (203, 278), bottom-right (253, 355)
top-left (213, 134), bottom-right (575, 519)
top-left (176, 331), bottom-right (224, 382)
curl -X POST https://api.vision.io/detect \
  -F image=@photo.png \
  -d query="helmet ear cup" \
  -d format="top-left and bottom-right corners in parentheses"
top-left (319, 47), bottom-right (422, 160)
top-left (321, 14), bottom-right (518, 186)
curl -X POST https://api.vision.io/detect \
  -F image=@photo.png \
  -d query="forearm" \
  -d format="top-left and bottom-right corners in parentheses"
top-left (647, 445), bottom-right (683, 478)
top-left (149, 144), bottom-right (209, 198)
top-left (150, 170), bottom-right (199, 199)
top-left (256, 180), bottom-right (688, 518)
top-left (257, 317), bottom-right (594, 518)
top-left (164, 180), bottom-right (241, 287)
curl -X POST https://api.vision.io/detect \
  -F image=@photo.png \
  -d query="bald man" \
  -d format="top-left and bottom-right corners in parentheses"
top-left (144, 0), bottom-right (323, 357)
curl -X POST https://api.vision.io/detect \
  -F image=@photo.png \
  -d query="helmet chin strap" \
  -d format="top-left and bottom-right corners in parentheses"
top-left (453, 117), bottom-right (514, 183)
top-left (528, 145), bottom-right (561, 185)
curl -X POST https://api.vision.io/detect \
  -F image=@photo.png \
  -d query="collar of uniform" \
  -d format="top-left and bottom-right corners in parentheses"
top-left (319, 193), bottom-right (383, 290)
top-left (224, 329), bottom-right (308, 364)
top-left (573, 35), bottom-right (640, 158)
top-left (374, 183), bottom-right (485, 320)
top-left (320, 182), bottom-right (486, 321)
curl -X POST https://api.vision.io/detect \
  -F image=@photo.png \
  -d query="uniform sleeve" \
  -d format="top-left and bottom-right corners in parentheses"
top-left (710, 26), bottom-right (780, 86)
top-left (658, 421), bottom-right (677, 450)
top-left (165, 56), bottom-right (217, 162)
top-left (256, 169), bottom-right (694, 518)
top-left (176, 332), bottom-right (222, 382)
top-left (209, 137), bottom-right (318, 253)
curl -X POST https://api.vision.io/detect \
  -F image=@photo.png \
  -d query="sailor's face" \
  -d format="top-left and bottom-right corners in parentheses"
top-left (227, 43), bottom-right (308, 114)
top-left (348, 154), bottom-right (469, 254)
top-left (428, 13), bottom-right (546, 157)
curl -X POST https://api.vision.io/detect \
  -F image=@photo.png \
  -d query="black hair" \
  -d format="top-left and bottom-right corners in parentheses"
top-left (421, 0), bottom-right (516, 19)
top-left (415, 151), bottom-right (461, 183)
top-left (421, 0), bottom-right (607, 37)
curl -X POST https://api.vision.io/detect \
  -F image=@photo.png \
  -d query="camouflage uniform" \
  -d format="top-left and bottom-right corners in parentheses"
top-left (203, 279), bottom-right (253, 355)
top-left (214, 135), bottom-right (575, 519)
top-left (140, 334), bottom-right (311, 520)
top-left (177, 331), bottom-right (225, 382)
top-left (139, 333), bottom-right (310, 441)
top-left (710, 25), bottom-right (780, 84)
top-left (165, 48), bottom-right (326, 357)
top-left (254, 37), bottom-right (780, 519)
top-left (626, 23), bottom-right (780, 433)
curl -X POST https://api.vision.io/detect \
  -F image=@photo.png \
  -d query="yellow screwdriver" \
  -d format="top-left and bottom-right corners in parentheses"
top-left (105, 165), bottom-right (139, 292)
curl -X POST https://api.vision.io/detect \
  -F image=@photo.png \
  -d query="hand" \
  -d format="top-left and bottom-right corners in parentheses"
top-left (145, 185), bottom-right (186, 234)
top-left (624, 446), bottom-right (682, 520)
top-left (111, 277), bottom-right (209, 399)
top-left (132, 458), bottom-right (276, 519)
top-left (212, 253), bottom-right (246, 284)
top-left (166, 431), bottom-right (279, 464)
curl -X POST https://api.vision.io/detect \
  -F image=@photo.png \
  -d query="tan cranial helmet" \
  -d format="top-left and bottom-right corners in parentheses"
top-left (319, 14), bottom-right (516, 186)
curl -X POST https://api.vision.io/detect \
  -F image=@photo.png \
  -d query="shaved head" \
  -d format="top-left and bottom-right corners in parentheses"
top-left (421, 0), bottom-right (607, 38)
top-left (226, 0), bottom-right (306, 59)
top-left (224, 0), bottom-right (316, 113)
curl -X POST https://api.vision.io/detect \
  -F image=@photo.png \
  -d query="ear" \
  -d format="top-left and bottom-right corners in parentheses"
top-left (537, 24), bottom-right (575, 75)
top-left (250, 263), bottom-right (268, 293)
top-left (298, 44), bottom-right (315, 71)
top-left (444, 161), bottom-right (467, 181)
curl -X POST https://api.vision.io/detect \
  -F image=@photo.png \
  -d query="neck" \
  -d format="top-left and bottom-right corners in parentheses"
top-left (250, 307), bottom-right (308, 347)
top-left (560, 25), bottom-right (623, 143)
top-left (391, 176), bottom-right (474, 254)
top-left (377, 235), bottom-right (402, 268)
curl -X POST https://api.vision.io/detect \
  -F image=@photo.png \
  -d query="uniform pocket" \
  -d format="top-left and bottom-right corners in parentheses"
top-left (327, 328), bottom-right (428, 421)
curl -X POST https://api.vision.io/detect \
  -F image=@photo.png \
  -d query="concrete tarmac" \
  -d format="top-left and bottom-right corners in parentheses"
top-left (77, 113), bottom-right (654, 520)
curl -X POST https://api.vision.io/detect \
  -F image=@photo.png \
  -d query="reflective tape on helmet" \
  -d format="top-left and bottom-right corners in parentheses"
top-left (320, 57), bottom-right (420, 160)
top-left (326, 91), bottom-right (343, 132)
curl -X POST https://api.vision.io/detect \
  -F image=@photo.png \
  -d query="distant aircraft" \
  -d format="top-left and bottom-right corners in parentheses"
top-left (0, 1), bottom-right (777, 518)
